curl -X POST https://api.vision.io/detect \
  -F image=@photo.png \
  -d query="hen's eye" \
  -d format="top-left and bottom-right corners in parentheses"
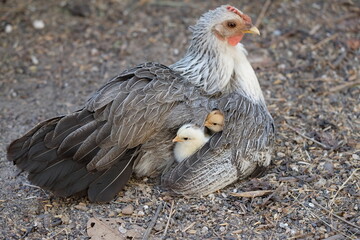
top-left (183, 137), bottom-right (189, 141)
top-left (227, 22), bottom-right (237, 28)
top-left (213, 123), bottom-right (218, 125)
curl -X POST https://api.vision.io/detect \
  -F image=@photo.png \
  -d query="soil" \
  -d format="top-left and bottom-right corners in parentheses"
top-left (0, 0), bottom-right (359, 239)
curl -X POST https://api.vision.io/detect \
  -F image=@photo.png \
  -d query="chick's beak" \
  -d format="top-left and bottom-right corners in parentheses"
top-left (243, 25), bottom-right (260, 35)
top-left (204, 121), bottom-right (211, 128)
top-left (172, 136), bottom-right (183, 142)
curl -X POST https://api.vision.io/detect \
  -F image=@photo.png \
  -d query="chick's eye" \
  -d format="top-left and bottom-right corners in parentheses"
top-left (227, 21), bottom-right (236, 28)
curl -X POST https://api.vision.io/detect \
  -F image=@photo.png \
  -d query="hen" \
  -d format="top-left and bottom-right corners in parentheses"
top-left (7, 5), bottom-right (274, 202)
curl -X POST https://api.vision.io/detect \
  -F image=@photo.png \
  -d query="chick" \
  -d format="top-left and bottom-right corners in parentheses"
top-left (173, 110), bottom-right (225, 163)
top-left (173, 124), bottom-right (209, 163)
top-left (204, 110), bottom-right (225, 133)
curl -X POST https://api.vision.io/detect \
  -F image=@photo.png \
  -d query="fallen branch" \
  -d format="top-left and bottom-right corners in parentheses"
top-left (311, 33), bottom-right (339, 50)
top-left (311, 199), bottom-right (360, 231)
top-left (230, 190), bottom-right (273, 198)
top-left (330, 168), bottom-right (360, 207)
top-left (329, 80), bottom-right (360, 93)
top-left (285, 123), bottom-right (331, 150)
top-left (255, 0), bottom-right (272, 28)
top-left (162, 200), bottom-right (175, 238)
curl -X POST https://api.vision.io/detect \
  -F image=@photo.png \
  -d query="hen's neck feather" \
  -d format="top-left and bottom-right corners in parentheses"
top-left (171, 24), bottom-right (265, 104)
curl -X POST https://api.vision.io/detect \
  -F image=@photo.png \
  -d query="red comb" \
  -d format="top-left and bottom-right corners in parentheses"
top-left (226, 6), bottom-right (252, 24)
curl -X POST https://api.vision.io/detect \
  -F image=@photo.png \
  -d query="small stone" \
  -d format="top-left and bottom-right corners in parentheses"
top-left (219, 226), bottom-right (226, 232)
top-left (143, 205), bottom-right (149, 210)
top-left (91, 48), bottom-right (98, 56)
top-left (108, 211), bottom-right (116, 217)
top-left (314, 178), bottom-right (326, 188)
top-left (29, 65), bottom-right (37, 73)
top-left (118, 225), bottom-right (127, 234)
top-left (308, 202), bottom-right (315, 208)
top-left (323, 161), bottom-right (334, 175)
top-left (33, 20), bottom-right (45, 29)
top-left (279, 222), bottom-right (288, 228)
top-left (5, 24), bottom-right (12, 33)
top-left (277, 152), bottom-right (286, 158)
top-left (50, 217), bottom-right (62, 227)
top-left (61, 215), bottom-right (70, 224)
top-left (137, 210), bottom-right (145, 216)
top-left (154, 222), bottom-right (165, 231)
top-left (121, 204), bottom-right (134, 215)
top-left (198, 205), bottom-right (206, 211)
top-left (201, 226), bottom-right (208, 234)
top-left (31, 55), bottom-right (39, 65)
top-left (74, 203), bottom-right (88, 211)
top-left (173, 49), bottom-right (179, 55)
top-left (352, 154), bottom-right (359, 160)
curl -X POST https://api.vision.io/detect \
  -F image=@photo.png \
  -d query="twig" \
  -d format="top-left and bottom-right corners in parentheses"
top-left (311, 33), bottom-right (339, 50)
top-left (330, 168), bottom-right (360, 207)
top-left (329, 80), bottom-right (360, 93)
top-left (230, 190), bottom-right (273, 198)
top-left (261, 184), bottom-right (284, 206)
top-left (22, 183), bottom-right (42, 189)
top-left (182, 222), bottom-right (196, 232)
top-left (285, 123), bottom-right (330, 150)
top-left (255, 0), bottom-right (272, 28)
top-left (162, 200), bottom-right (175, 238)
top-left (290, 193), bottom-right (352, 239)
top-left (311, 199), bottom-right (360, 230)
top-left (142, 202), bottom-right (164, 240)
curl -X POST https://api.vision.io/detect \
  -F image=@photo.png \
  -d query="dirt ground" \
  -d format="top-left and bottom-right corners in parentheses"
top-left (0, 0), bottom-right (359, 239)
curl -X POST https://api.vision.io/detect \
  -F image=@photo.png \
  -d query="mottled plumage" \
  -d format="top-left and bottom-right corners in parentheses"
top-left (7, 5), bottom-right (274, 202)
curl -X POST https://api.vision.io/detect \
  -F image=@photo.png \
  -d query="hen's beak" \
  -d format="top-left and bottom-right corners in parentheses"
top-left (172, 136), bottom-right (183, 142)
top-left (243, 25), bottom-right (260, 35)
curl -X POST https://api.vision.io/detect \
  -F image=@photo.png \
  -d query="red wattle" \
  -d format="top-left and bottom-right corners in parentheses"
top-left (227, 35), bottom-right (244, 46)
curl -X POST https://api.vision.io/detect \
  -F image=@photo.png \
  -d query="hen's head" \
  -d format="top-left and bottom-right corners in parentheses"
top-left (193, 5), bottom-right (259, 46)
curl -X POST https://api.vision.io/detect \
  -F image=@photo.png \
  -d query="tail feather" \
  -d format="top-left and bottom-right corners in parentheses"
top-left (88, 148), bottom-right (137, 202)
top-left (28, 159), bottom-right (83, 188)
top-left (7, 108), bottom-right (135, 202)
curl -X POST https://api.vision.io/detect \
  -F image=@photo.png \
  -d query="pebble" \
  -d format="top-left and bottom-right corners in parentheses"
top-left (323, 161), bottom-right (334, 175)
top-left (201, 226), bottom-right (208, 234)
top-left (219, 226), bottom-right (226, 232)
top-left (137, 210), bottom-right (145, 216)
top-left (33, 20), bottom-right (45, 29)
top-left (118, 225), bottom-right (127, 234)
top-left (31, 55), bottom-right (39, 65)
top-left (108, 211), bottom-right (116, 217)
top-left (277, 152), bottom-right (286, 158)
top-left (5, 24), bottom-right (12, 33)
top-left (121, 204), bottom-right (134, 215)
top-left (314, 178), bottom-right (327, 188)
top-left (308, 202), bottom-right (315, 208)
top-left (352, 154), bottom-right (359, 160)
top-left (279, 222), bottom-right (288, 228)
top-left (74, 203), bottom-right (88, 211)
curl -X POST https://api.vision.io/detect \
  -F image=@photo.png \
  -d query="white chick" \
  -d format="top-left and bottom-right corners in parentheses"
top-left (173, 124), bottom-right (209, 163)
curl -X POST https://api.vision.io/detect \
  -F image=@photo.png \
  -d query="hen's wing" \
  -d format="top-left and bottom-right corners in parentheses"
top-left (7, 62), bottom-right (189, 202)
top-left (162, 92), bottom-right (275, 195)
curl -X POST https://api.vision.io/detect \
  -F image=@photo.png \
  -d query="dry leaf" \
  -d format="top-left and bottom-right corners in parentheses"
top-left (87, 217), bottom-right (125, 240)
